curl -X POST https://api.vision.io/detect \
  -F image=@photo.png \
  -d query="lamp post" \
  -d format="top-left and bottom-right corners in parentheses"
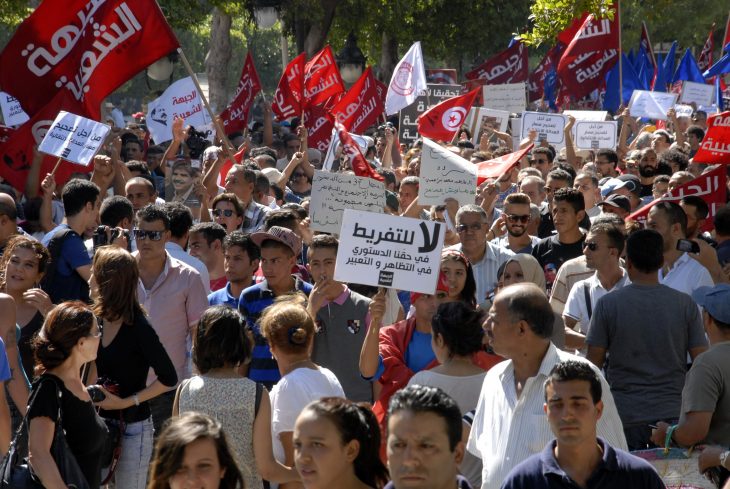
top-left (336, 32), bottom-right (366, 85)
top-left (252, 0), bottom-right (280, 29)
top-left (146, 52), bottom-right (178, 90)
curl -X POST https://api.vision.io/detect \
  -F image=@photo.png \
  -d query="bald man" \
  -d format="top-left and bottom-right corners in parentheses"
top-left (125, 177), bottom-right (158, 212)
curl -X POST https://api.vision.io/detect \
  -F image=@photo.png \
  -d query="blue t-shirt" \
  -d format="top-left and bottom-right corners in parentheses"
top-left (208, 283), bottom-right (239, 308)
top-left (41, 224), bottom-right (91, 276)
top-left (372, 329), bottom-right (435, 381)
top-left (0, 337), bottom-right (11, 383)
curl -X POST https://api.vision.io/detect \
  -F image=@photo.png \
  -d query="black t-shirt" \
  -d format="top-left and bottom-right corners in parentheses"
top-left (18, 311), bottom-right (44, 380)
top-left (640, 183), bottom-right (653, 198)
top-left (95, 310), bottom-right (178, 423)
top-left (538, 205), bottom-right (591, 238)
top-left (531, 234), bottom-right (586, 292)
top-left (27, 374), bottom-right (108, 489)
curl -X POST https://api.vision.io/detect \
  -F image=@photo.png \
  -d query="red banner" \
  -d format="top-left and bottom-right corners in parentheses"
top-left (374, 78), bottom-right (388, 108)
top-left (557, 13), bottom-right (591, 46)
top-left (303, 104), bottom-right (334, 153)
top-left (219, 52), bottom-right (261, 134)
top-left (698, 23), bottom-right (716, 72)
top-left (693, 111), bottom-right (730, 164)
top-left (417, 88), bottom-right (480, 141)
top-left (476, 144), bottom-right (533, 185)
top-left (627, 165), bottom-right (726, 232)
top-left (303, 45), bottom-right (345, 108)
top-left (333, 120), bottom-right (383, 182)
top-left (528, 46), bottom-right (562, 102)
top-left (558, 7), bottom-right (619, 60)
top-left (0, 0), bottom-right (179, 117)
top-left (329, 67), bottom-right (384, 133)
top-left (465, 41), bottom-right (528, 84)
top-left (272, 53), bottom-right (305, 120)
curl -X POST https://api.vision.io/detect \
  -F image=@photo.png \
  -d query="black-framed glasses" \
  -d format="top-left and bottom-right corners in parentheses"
top-left (133, 229), bottom-right (164, 241)
top-left (506, 214), bottom-right (530, 223)
top-left (456, 223), bottom-right (483, 233)
top-left (213, 209), bottom-right (235, 218)
top-left (584, 242), bottom-right (599, 251)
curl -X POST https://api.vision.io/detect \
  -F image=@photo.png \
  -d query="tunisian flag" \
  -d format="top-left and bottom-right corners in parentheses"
top-left (416, 88), bottom-right (480, 141)
top-left (475, 144), bottom-right (534, 185)
top-left (329, 67), bottom-right (384, 133)
top-left (0, 0), bottom-right (179, 117)
top-left (693, 111), bottom-right (730, 164)
top-left (219, 52), bottom-right (261, 134)
top-left (272, 53), bottom-right (305, 120)
top-left (303, 45), bottom-right (345, 108)
top-left (333, 120), bottom-right (383, 182)
top-left (465, 41), bottom-right (529, 84)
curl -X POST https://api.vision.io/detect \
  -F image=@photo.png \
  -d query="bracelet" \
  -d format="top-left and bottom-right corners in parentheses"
top-left (133, 393), bottom-right (140, 407)
top-left (664, 424), bottom-right (678, 454)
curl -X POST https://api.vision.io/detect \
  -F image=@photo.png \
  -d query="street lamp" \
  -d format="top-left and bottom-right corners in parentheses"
top-left (337, 32), bottom-right (366, 84)
top-left (146, 52), bottom-right (178, 90)
top-left (253, 0), bottom-right (280, 29)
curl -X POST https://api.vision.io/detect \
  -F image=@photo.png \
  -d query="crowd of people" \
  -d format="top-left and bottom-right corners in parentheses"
top-left (0, 86), bottom-right (728, 489)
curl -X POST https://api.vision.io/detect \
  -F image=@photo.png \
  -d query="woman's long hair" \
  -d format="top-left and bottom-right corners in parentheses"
top-left (32, 301), bottom-right (95, 374)
top-left (441, 249), bottom-right (477, 307)
top-left (0, 235), bottom-right (50, 290)
top-left (91, 246), bottom-right (144, 324)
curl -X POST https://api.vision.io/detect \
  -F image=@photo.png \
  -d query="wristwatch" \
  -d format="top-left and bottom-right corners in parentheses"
top-left (720, 450), bottom-right (730, 469)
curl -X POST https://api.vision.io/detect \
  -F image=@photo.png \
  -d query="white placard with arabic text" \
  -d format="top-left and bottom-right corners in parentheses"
top-left (674, 104), bottom-right (694, 118)
top-left (335, 210), bottom-right (445, 294)
top-left (482, 82), bottom-right (527, 114)
top-left (574, 121), bottom-right (617, 150)
top-left (520, 111), bottom-right (567, 148)
top-left (146, 77), bottom-right (212, 144)
top-left (679, 81), bottom-right (715, 108)
top-left (38, 111), bottom-right (111, 166)
top-left (420, 138), bottom-right (477, 206)
top-left (628, 90), bottom-right (678, 120)
top-left (309, 171), bottom-right (385, 234)
top-left (563, 110), bottom-right (608, 121)
top-left (0, 92), bottom-right (29, 127)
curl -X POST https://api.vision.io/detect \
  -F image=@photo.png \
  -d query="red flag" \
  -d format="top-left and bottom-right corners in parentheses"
top-left (476, 144), bottom-right (533, 185)
top-left (0, 126), bottom-right (14, 145)
top-left (303, 104), bottom-right (334, 153)
top-left (272, 53), bottom-right (305, 120)
top-left (557, 13), bottom-right (591, 46)
top-left (693, 111), bottom-right (730, 164)
top-left (333, 120), bottom-right (383, 182)
top-left (219, 52), bottom-right (261, 134)
top-left (528, 46), bottom-right (562, 102)
top-left (724, 12), bottom-right (730, 51)
top-left (416, 88), bottom-right (480, 141)
top-left (627, 165), bottom-right (726, 232)
top-left (374, 78), bottom-right (388, 107)
top-left (640, 22), bottom-right (657, 69)
top-left (303, 45), bottom-right (345, 107)
top-left (465, 41), bottom-right (529, 84)
top-left (698, 23), bottom-right (716, 72)
top-left (329, 67), bottom-right (384, 133)
top-left (0, 0), bottom-right (179, 117)
top-left (0, 91), bottom-right (98, 191)
top-left (218, 145), bottom-right (247, 185)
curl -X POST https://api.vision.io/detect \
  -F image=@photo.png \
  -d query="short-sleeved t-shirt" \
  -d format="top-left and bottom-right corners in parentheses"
top-left (41, 224), bottom-right (91, 276)
top-left (679, 342), bottom-right (730, 446)
top-left (531, 234), bottom-right (585, 293)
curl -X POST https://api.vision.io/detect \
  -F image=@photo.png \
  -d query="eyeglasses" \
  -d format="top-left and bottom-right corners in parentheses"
top-left (292, 172), bottom-right (306, 179)
top-left (212, 209), bottom-right (235, 218)
top-left (133, 229), bottom-right (164, 241)
top-left (584, 242), bottom-right (599, 251)
top-left (456, 223), bottom-right (483, 233)
top-left (506, 214), bottom-right (530, 223)
top-left (89, 322), bottom-right (103, 338)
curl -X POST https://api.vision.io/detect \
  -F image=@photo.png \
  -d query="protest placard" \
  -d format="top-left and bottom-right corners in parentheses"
top-left (628, 90), bottom-right (678, 120)
top-left (679, 81), bottom-right (715, 107)
top-left (309, 171), bottom-right (385, 234)
top-left (420, 138), bottom-right (477, 206)
top-left (0, 92), bottom-right (29, 127)
top-left (482, 82), bottom-right (527, 113)
top-left (510, 117), bottom-right (522, 151)
top-left (674, 104), bottom-right (694, 118)
top-left (564, 110), bottom-right (608, 121)
top-left (465, 107), bottom-right (510, 144)
top-left (520, 111), bottom-right (567, 148)
top-left (38, 111), bottom-right (111, 166)
top-left (146, 77), bottom-right (212, 144)
top-left (335, 209), bottom-right (445, 294)
top-left (398, 84), bottom-right (462, 143)
top-left (574, 121), bottom-right (617, 150)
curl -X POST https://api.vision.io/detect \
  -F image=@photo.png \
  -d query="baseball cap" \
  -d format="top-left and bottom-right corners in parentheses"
top-left (410, 270), bottom-right (450, 305)
top-left (597, 194), bottom-right (631, 213)
top-left (691, 284), bottom-right (730, 324)
top-left (261, 167), bottom-right (284, 184)
top-left (616, 174), bottom-right (641, 195)
top-left (250, 226), bottom-right (302, 257)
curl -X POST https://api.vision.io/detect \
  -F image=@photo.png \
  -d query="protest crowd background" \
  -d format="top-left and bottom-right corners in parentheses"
top-left (1, 1), bottom-right (730, 488)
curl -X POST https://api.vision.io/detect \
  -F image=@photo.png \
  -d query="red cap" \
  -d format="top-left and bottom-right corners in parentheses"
top-left (411, 270), bottom-right (450, 305)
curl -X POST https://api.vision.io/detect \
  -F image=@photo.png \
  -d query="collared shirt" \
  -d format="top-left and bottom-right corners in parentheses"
top-left (135, 253), bottom-right (209, 384)
top-left (467, 343), bottom-right (627, 489)
top-left (208, 282), bottom-right (240, 308)
top-left (659, 252), bottom-right (714, 297)
top-left (448, 242), bottom-right (514, 304)
top-left (384, 475), bottom-right (472, 489)
top-left (564, 270), bottom-right (630, 335)
top-left (501, 438), bottom-right (665, 489)
top-left (165, 242), bottom-right (211, 294)
top-left (241, 199), bottom-right (270, 235)
top-left (492, 235), bottom-right (541, 255)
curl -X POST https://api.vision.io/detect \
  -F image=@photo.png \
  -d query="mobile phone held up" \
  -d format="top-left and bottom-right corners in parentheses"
top-left (676, 239), bottom-right (700, 254)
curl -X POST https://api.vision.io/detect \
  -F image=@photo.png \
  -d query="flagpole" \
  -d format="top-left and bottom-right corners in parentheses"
top-left (50, 157), bottom-right (63, 176)
top-left (618, 0), bottom-right (623, 107)
top-left (176, 48), bottom-right (235, 154)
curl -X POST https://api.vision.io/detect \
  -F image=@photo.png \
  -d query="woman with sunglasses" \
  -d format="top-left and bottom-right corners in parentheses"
top-left (87, 246), bottom-right (178, 488)
top-left (210, 193), bottom-right (244, 233)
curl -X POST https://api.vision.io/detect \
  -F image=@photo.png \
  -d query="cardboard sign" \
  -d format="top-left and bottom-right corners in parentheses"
top-left (309, 171), bottom-right (385, 234)
top-left (679, 81), bottom-right (715, 108)
top-left (482, 82), bottom-right (527, 113)
top-left (146, 77), bottom-right (212, 144)
top-left (520, 111), bottom-right (567, 148)
top-left (398, 84), bottom-right (462, 143)
top-left (335, 210), bottom-right (445, 294)
top-left (38, 111), bottom-right (111, 166)
top-left (419, 138), bottom-right (477, 206)
top-left (563, 110), bottom-right (608, 121)
top-left (0, 92), bottom-right (29, 127)
top-left (574, 121), bottom-right (617, 150)
top-left (465, 107), bottom-right (510, 144)
top-left (628, 90), bottom-right (678, 120)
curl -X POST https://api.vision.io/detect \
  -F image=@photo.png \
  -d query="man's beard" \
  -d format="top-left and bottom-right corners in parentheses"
top-left (507, 226), bottom-right (526, 238)
top-left (639, 165), bottom-right (656, 178)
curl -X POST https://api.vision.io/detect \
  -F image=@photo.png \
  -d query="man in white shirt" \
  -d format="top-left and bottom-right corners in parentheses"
top-left (467, 283), bottom-right (626, 489)
top-left (163, 202), bottom-right (211, 294)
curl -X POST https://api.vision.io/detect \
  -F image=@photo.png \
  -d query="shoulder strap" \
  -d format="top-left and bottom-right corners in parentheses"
top-left (254, 382), bottom-right (263, 416)
top-left (41, 227), bottom-right (77, 286)
top-left (583, 282), bottom-right (592, 320)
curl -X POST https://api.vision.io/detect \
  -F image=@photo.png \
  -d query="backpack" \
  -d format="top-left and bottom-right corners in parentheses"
top-left (40, 227), bottom-right (90, 304)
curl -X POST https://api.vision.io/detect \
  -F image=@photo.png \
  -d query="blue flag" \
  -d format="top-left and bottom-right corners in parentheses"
top-left (637, 45), bottom-right (654, 90)
top-left (662, 41), bottom-right (678, 85)
top-left (604, 54), bottom-right (645, 111)
top-left (653, 53), bottom-right (666, 91)
top-left (703, 50), bottom-right (730, 78)
top-left (716, 76), bottom-right (724, 111)
top-left (672, 48), bottom-right (705, 84)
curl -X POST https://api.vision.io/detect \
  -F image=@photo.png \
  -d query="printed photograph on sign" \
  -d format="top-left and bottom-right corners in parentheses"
top-left (465, 107), bottom-right (510, 145)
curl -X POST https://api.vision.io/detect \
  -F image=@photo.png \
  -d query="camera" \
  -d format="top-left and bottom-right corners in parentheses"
top-left (185, 127), bottom-right (211, 160)
top-left (87, 377), bottom-right (120, 403)
top-left (93, 226), bottom-right (131, 252)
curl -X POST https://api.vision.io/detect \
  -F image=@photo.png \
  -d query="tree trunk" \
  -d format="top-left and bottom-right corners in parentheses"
top-left (378, 31), bottom-right (398, 83)
top-left (292, 0), bottom-right (342, 58)
top-left (205, 8), bottom-right (232, 113)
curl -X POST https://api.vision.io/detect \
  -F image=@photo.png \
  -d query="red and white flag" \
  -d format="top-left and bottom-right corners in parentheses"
top-left (0, 0), bottom-right (179, 117)
top-left (416, 88), bottom-right (480, 141)
top-left (303, 45), bottom-right (345, 108)
top-left (640, 22), bottom-right (657, 69)
top-left (476, 144), bottom-right (534, 185)
top-left (385, 41), bottom-right (427, 115)
top-left (329, 67), bottom-right (384, 133)
top-left (272, 53), bottom-right (305, 120)
top-left (219, 52), bottom-right (261, 134)
top-left (693, 111), bottom-right (730, 164)
top-left (627, 164), bottom-right (726, 232)
top-left (304, 104), bottom-right (334, 153)
top-left (333, 120), bottom-right (383, 182)
top-left (465, 41), bottom-right (529, 84)
top-left (698, 23), bottom-right (716, 72)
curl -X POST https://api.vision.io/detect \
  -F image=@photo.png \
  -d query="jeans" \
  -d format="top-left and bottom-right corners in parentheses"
top-left (103, 417), bottom-right (154, 489)
top-left (149, 390), bottom-right (176, 436)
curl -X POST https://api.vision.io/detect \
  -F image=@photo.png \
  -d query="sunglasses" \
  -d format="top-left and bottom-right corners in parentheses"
top-left (133, 229), bottom-right (164, 241)
top-left (584, 242), bottom-right (599, 251)
top-left (456, 223), bottom-right (483, 233)
top-left (213, 209), bottom-right (235, 218)
top-left (506, 214), bottom-right (530, 223)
